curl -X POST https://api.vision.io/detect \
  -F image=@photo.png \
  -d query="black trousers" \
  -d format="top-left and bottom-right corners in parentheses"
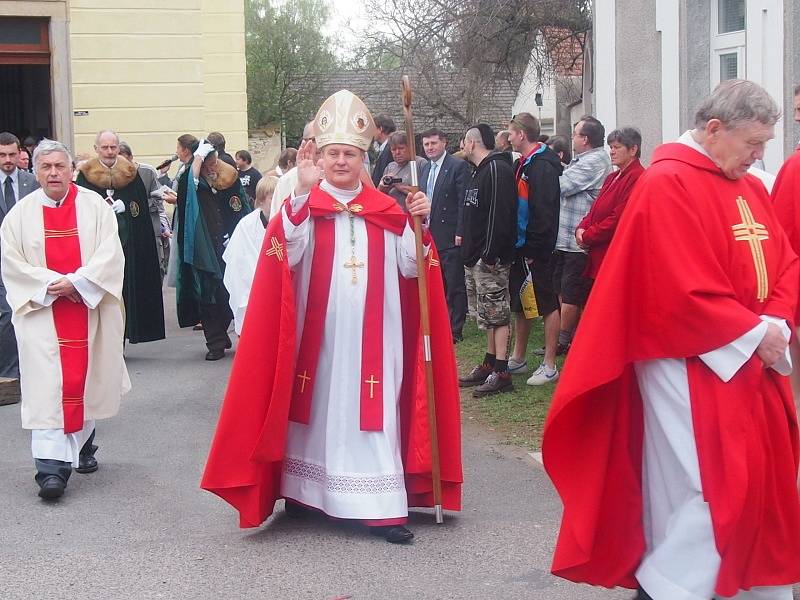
top-left (199, 280), bottom-right (233, 351)
top-left (438, 246), bottom-right (467, 339)
top-left (34, 429), bottom-right (97, 485)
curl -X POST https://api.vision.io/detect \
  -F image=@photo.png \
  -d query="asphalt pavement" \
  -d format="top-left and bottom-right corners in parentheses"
top-left (0, 290), bottom-right (669, 599)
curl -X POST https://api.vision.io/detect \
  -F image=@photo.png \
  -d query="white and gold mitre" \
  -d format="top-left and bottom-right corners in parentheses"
top-left (313, 90), bottom-right (376, 151)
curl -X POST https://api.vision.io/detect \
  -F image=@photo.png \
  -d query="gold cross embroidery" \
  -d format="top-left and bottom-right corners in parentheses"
top-left (364, 375), bottom-right (380, 399)
top-left (343, 254), bottom-right (364, 284)
top-left (265, 236), bottom-right (285, 262)
top-left (428, 256), bottom-right (440, 270)
top-left (731, 196), bottom-right (769, 302)
top-left (296, 370), bottom-right (311, 393)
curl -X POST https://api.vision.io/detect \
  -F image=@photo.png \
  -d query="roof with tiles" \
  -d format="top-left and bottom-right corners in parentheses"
top-left (312, 68), bottom-right (518, 143)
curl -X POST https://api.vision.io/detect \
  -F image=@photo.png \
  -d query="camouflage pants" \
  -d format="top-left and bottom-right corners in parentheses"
top-left (465, 260), bottom-right (511, 329)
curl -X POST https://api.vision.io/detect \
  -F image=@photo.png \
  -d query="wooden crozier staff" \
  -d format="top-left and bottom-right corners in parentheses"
top-left (401, 75), bottom-right (444, 524)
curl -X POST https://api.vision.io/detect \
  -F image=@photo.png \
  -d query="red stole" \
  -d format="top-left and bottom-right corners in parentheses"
top-left (43, 183), bottom-right (89, 434)
top-left (289, 186), bottom-right (407, 431)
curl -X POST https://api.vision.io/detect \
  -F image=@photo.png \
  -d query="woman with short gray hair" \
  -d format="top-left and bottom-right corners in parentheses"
top-left (575, 126), bottom-right (644, 280)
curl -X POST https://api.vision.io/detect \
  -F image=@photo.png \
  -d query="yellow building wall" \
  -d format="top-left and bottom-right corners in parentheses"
top-left (69, 0), bottom-right (247, 172)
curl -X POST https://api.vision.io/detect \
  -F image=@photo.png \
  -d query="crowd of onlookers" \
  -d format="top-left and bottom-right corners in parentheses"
top-left (367, 112), bottom-right (645, 398)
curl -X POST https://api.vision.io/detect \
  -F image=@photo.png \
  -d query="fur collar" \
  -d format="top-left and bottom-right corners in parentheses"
top-left (208, 159), bottom-right (239, 191)
top-left (79, 156), bottom-right (137, 189)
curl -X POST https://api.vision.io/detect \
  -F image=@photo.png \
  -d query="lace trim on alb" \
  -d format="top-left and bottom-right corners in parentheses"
top-left (283, 457), bottom-right (405, 494)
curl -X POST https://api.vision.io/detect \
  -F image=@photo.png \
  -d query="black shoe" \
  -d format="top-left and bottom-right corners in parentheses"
top-left (0, 379), bottom-right (21, 406)
top-left (284, 499), bottom-right (310, 518)
top-left (224, 336), bottom-right (232, 350)
top-left (459, 363), bottom-right (493, 388)
top-left (473, 371), bottom-right (513, 398)
top-left (37, 476), bottom-right (66, 500)
top-left (205, 348), bottom-right (225, 361)
top-left (193, 323), bottom-right (204, 331)
top-left (634, 588), bottom-right (654, 600)
top-left (75, 455), bottom-right (98, 474)
top-left (369, 525), bottom-right (414, 544)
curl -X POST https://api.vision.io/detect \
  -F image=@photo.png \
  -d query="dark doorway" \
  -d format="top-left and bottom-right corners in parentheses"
top-left (0, 17), bottom-right (52, 140)
top-left (0, 64), bottom-right (52, 140)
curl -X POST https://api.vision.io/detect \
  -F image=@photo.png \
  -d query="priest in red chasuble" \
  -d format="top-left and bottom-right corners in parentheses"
top-left (543, 79), bottom-right (800, 599)
top-left (202, 90), bottom-right (462, 544)
top-left (0, 140), bottom-right (129, 501)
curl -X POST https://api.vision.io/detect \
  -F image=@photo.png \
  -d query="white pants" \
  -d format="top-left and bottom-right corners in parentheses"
top-left (31, 420), bottom-right (95, 468)
top-left (634, 359), bottom-right (793, 600)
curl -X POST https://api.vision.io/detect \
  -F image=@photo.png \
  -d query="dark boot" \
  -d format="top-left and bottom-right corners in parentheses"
top-left (458, 363), bottom-right (493, 388)
top-left (34, 458), bottom-right (71, 500)
top-left (75, 429), bottom-right (99, 474)
top-left (472, 371), bottom-right (513, 398)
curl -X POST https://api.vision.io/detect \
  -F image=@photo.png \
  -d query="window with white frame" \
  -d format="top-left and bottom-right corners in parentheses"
top-left (711, 0), bottom-right (746, 86)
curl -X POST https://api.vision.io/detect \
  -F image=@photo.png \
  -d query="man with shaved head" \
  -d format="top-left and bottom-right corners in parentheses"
top-left (75, 129), bottom-right (165, 344)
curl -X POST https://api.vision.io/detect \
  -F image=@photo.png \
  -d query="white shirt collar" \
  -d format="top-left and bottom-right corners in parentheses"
top-left (320, 179), bottom-right (362, 203)
top-left (678, 130), bottom-right (714, 161)
top-left (1, 168), bottom-right (19, 184)
top-left (37, 187), bottom-right (70, 208)
top-left (429, 153), bottom-right (446, 168)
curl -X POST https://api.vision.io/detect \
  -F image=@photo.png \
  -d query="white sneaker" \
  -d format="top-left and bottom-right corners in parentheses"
top-left (526, 364), bottom-right (559, 386)
top-left (507, 358), bottom-right (528, 374)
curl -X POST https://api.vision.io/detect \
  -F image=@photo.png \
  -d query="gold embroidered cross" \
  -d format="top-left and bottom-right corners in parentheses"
top-left (265, 236), bottom-right (284, 262)
top-left (343, 254), bottom-right (364, 284)
top-left (296, 370), bottom-right (311, 393)
top-left (731, 196), bottom-right (769, 302)
top-left (364, 375), bottom-right (380, 399)
top-left (428, 256), bottom-right (440, 270)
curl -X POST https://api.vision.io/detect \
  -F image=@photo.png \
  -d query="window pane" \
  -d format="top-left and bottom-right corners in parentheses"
top-left (720, 53), bottom-right (739, 81)
top-left (719, 0), bottom-right (746, 33)
top-left (0, 19), bottom-right (43, 45)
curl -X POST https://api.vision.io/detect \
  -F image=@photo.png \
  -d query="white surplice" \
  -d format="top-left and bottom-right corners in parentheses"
top-left (279, 180), bottom-right (422, 520)
top-left (222, 208), bottom-right (267, 335)
top-left (633, 131), bottom-right (794, 600)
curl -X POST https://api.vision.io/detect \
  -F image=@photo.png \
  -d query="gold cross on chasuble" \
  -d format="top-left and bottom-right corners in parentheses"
top-left (731, 196), bottom-right (769, 302)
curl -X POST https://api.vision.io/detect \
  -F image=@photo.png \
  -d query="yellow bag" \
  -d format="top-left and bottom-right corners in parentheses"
top-left (519, 262), bottom-right (539, 319)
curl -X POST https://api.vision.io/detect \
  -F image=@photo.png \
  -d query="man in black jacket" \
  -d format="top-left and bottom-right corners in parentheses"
top-left (370, 115), bottom-right (396, 186)
top-left (419, 128), bottom-right (471, 342)
top-left (457, 124), bottom-right (518, 396)
top-left (505, 113), bottom-right (563, 385)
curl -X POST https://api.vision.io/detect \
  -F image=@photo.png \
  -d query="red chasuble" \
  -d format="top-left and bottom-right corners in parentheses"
top-left (577, 158), bottom-right (645, 279)
top-left (543, 143), bottom-right (800, 596)
top-left (772, 148), bottom-right (800, 323)
top-left (43, 183), bottom-right (89, 434)
top-left (201, 184), bottom-right (463, 528)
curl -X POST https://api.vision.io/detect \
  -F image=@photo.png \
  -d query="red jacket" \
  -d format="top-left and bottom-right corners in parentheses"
top-left (771, 147), bottom-right (800, 323)
top-left (577, 159), bottom-right (645, 278)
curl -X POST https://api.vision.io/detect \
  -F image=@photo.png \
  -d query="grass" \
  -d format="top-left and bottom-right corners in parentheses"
top-left (455, 317), bottom-right (565, 450)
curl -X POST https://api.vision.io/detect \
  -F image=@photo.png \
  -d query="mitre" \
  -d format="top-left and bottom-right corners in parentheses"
top-left (312, 90), bottom-right (376, 151)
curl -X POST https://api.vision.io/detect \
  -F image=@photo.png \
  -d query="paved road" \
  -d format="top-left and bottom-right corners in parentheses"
top-left (0, 291), bottom-right (664, 599)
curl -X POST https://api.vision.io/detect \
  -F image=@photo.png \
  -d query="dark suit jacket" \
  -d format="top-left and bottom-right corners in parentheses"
top-left (0, 168), bottom-right (39, 225)
top-left (419, 153), bottom-right (470, 251)
top-left (371, 143), bottom-right (393, 187)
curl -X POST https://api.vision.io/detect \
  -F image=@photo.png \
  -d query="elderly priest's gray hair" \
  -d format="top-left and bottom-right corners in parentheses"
top-left (32, 139), bottom-right (73, 175)
top-left (695, 79), bottom-right (781, 130)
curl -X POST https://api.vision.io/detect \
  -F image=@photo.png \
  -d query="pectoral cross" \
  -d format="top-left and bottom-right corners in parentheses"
top-left (364, 375), bottom-right (380, 399)
top-left (296, 370), bottom-right (311, 393)
top-left (343, 254), bottom-right (364, 284)
top-left (731, 196), bottom-right (769, 302)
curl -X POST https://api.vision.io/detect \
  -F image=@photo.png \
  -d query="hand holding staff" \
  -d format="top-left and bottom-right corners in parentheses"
top-left (401, 75), bottom-right (444, 524)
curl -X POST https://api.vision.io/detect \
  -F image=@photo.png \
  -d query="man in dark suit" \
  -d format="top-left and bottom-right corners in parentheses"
top-left (0, 131), bottom-right (40, 404)
top-left (419, 128), bottom-right (470, 342)
top-left (370, 115), bottom-right (396, 186)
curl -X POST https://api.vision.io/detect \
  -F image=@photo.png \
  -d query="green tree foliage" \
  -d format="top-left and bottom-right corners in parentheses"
top-left (245, 0), bottom-right (336, 142)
